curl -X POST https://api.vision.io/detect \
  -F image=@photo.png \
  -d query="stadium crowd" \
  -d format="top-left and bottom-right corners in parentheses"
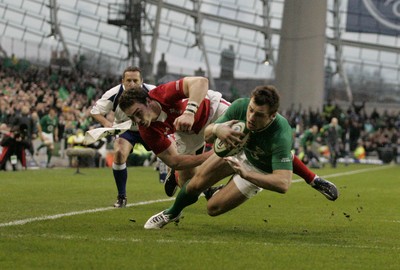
top-left (283, 98), bottom-right (400, 165)
top-left (0, 56), bottom-right (399, 170)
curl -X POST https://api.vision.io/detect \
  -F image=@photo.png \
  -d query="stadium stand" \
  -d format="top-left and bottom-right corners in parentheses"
top-left (0, 55), bottom-right (399, 169)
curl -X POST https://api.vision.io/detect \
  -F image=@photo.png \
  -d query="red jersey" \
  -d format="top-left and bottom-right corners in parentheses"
top-left (139, 79), bottom-right (211, 154)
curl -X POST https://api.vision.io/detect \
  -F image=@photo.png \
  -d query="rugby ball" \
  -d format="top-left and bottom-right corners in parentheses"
top-left (213, 121), bottom-right (250, 157)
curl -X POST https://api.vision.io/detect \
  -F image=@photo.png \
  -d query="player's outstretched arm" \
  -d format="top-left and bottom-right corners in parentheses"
top-left (182, 76), bottom-right (209, 104)
top-left (157, 144), bottom-right (212, 170)
top-left (225, 156), bottom-right (292, 194)
top-left (174, 77), bottom-right (209, 132)
top-left (91, 114), bottom-right (113, 128)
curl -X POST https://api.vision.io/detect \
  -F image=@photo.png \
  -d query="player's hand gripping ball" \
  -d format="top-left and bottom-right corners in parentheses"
top-left (213, 121), bottom-right (250, 157)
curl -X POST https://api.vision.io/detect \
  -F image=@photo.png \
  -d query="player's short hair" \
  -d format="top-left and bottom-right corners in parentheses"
top-left (250, 85), bottom-right (280, 114)
top-left (119, 85), bottom-right (149, 111)
top-left (122, 66), bottom-right (142, 80)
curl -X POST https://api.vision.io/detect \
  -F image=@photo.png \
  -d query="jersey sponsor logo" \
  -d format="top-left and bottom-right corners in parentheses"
top-left (175, 80), bottom-right (180, 91)
top-left (169, 108), bottom-right (183, 114)
top-left (280, 157), bottom-right (291, 163)
top-left (164, 127), bottom-right (170, 136)
top-left (247, 146), bottom-right (265, 161)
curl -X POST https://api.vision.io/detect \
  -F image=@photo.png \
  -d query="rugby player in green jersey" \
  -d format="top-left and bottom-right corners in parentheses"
top-left (144, 85), bottom-right (338, 229)
top-left (37, 107), bottom-right (58, 168)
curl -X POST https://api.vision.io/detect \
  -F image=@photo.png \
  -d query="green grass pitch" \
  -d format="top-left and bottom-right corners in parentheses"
top-left (1, 164), bottom-right (400, 269)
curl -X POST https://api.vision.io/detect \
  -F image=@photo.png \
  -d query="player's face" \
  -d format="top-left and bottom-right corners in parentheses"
top-left (122, 71), bottom-right (143, 89)
top-left (124, 101), bottom-right (154, 128)
top-left (246, 99), bottom-right (275, 131)
top-left (49, 109), bottom-right (57, 118)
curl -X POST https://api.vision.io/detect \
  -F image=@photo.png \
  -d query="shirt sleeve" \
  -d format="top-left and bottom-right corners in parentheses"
top-left (214, 98), bottom-right (248, 124)
top-left (90, 94), bottom-right (113, 115)
top-left (91, 86), bottom-right (121, 115)
top-left (271, 144), bottom-right (293, 171)
top-left (271, 128), bottom-right (294, 171)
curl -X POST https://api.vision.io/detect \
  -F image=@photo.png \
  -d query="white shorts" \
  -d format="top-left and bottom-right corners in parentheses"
top-left (174, 90), bottom-right (230, 155)
top-left (231, 152), bottom-right (264, 198)
top-left (42, 132), bottom-right (54, 144)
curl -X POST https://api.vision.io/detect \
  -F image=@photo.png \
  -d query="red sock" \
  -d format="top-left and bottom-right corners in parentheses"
top-left (292, 155), bottom-right (316, 184)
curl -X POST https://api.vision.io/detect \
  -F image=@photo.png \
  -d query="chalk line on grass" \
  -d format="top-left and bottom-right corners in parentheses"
top-left (0, 198), bottom-right (174, 228)
top-left (2, 232), bottom-right (400, 251)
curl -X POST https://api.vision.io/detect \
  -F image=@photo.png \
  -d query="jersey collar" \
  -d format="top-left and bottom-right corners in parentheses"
top-left (252, 116), bottom-right (276, 133)
top-left (154, 101), bottom-right (168, 122)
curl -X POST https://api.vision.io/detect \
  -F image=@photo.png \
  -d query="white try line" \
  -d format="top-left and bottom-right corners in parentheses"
top-left (0, 198), bottom-right (174, 228)
top-left (291, 164), bottom-right (394, 183)
top-left (0, 165), bottom-right (395, 228)
top-left (2, 232), bottom-right (400, 251)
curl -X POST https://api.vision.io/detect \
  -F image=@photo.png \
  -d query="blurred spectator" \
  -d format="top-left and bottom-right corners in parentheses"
top-left (370, 107), bottom-right (380, 121)
top-left (11, 105), bottom-right (36, 155)
top-left (67, 128), bottom-right (85, 149)
top-left (319, 117), bottom-right (343, 168)
top-left (299, 125), bottom-right (321, 168)
top-left (127, 143), bottom-right (152, 166)
top-left (354, 139), bottom-right (366, 160)
top-left (0, 124), bottom-right (30, 171)
top-left (352, 101), bottom-right (366, 117)
top-left (347, 117), bottom-right (363, 152)
top-left (322, 99), bottom-right (336, 121)
top-left (66, 128), bottom-right (93, 167)
top-left (36, 107), bottom-right (59, 168)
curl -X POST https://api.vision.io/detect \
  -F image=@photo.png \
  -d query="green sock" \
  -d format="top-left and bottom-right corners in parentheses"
top-left (165, 180), bottom-right (199, 217)
top-left (47, 149), bottom-right (52, 164)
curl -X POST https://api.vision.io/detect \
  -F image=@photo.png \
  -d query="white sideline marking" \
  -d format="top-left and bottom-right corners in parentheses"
top-left (0, 198), bottom-right (174, 228)
top-left (291, 164), bottom-right (394, 183)
top-left (0, 165), bottom-right (394, 228)
top-left (2, 232), bottom-right (400, 251)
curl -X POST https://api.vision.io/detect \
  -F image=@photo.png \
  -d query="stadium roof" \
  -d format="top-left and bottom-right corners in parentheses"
top-left (0, 0), bottom-right (399, 90)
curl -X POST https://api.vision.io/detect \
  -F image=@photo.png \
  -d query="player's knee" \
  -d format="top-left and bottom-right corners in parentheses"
top-left (113, 139), bottom-right (130, 162)
top-left (113, 150), bottom-right (127, 163)
top-left (206, 201), bottom-right (224, 216)
top-left (207, 205), bottom-right (221, 217)
top-left (185, 179), bottom-right (206, 194)
top-left (113, 138), bottom-right (124, 149)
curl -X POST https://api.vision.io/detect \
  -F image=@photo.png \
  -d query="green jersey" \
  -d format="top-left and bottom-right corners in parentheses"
top-left (39, 114), bottom-right (58, 134)
top-left (215, 98), bottom-right (293, 173)
top-left (320, 123), bottom-right (343, 145)
top-left (300, 129), bottom-right (316, 150)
